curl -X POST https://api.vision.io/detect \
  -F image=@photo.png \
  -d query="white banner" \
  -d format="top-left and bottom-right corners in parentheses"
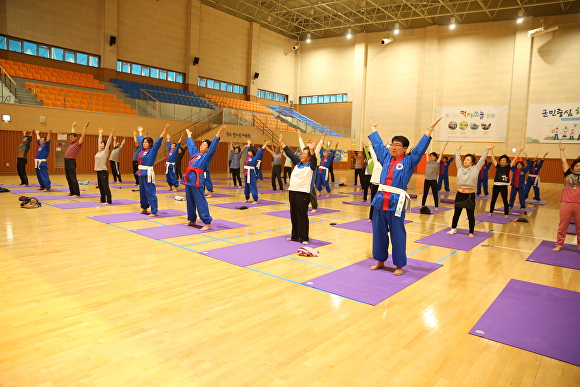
top-left (526, 103), bottom-right (580, 143)
top-left (435, 106), bottom-right (508, 142)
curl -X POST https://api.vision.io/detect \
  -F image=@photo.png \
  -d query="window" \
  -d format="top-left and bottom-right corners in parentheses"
top-left (167, 71), bottom-right (175, 82)
top-left (8, 39), bottom-right (22, 53)
top-left (176, 73), bottom-right (183, 83)
top-left (131, 64), bottom-right (141, 75)
top-left (198, 78), bottom-right (206, 87)
top-left (197, 77), bottom-right (245, 95)
top-left (150, 68), bottom-right (158, 78)
top-left (0, 35), bottom-right (100, 67)
top-left (64, 51), bottom-right (75, 63)
top-left (159, 70), bottom-right (167, 80)
top-left (300, 93), bottom-right (348, 105)
top-left (141, 67), bottom-right (149, 77)
top-left (115, 60), bottom-right (184, 83)
top-left (51, 47), bottom-right (63, 61)
top-left (257, 89), bottom-right (288, 103)
top-left (77, 53), bottom-right (88, 66)
top-left (23, 42), bottom-right (36, 55)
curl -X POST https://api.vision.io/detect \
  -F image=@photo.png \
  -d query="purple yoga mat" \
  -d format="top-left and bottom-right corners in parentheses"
top-left (316, 194), bottom-right (348, 200)
top-left (34, 193), bottom-right (100, 200)
top-left (258, 189), bottom-right (285, 194)
top-left (217, 185), bottom-right (245, 190)
top-left (469, 279), bottom-right (580, 366)
top-left (334, 218), bottom-right (412, 233)
top-left (526, 240), bottom-right (580, 270)
top-left (212, 200), bottom-right (284, 209)
top-left (342, 200), bottom-right (371, 207)
top-left (204, 193), bottom-right (233, 198)
top-left (525, 199), bottom-right (548, 205)
top-left (409, 206), bottom-right (452, 215)
top-left (415, 228), bottom-right (493, 250)
top-left (88, 209), bottom-right (188, 224)
top-left (201, 236), bottom-right (331, 266)
top-left (153, 189), bottom-right (186, 194)
top-left (474, 212), bottom-right (520, 224)
top-left (302, 258), bottom-right (442, 305)
top-left (476, 195), bottom-right (491, 200)
top-left (495, 206), bottom-right (537, 214)
top-left (341, 191), bottom-right (363, 196)
top-left (10, 187), bottom-right (70, 193)
top-left (131, 219), bottom-right (248, 239)
top-left (0, 183), bottom-right (62, 188)
top-left (49, 199), bottom-right (139, 209)
top-left (440, 198), bottom-right (455, 204)
top-left (264, 208), bottom-right (339, 219)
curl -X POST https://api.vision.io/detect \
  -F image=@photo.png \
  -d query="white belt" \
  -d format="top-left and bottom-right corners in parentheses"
top-left (35, 159), bottom-right (46, 168)
top-left (378, 184), bottom-right (411, 217)
top-left (138, 165), bottom-right (155, 183)
top-left (318, 165), bottom-right (329, 181)
top-left (494, 182), bottom-right (509, 186)
top-left (529, 174), bottom-right (540, 186)
top-left (244, 165), bottom-right (255, 183)
top-left (165, 162), bottom-right (175, 174)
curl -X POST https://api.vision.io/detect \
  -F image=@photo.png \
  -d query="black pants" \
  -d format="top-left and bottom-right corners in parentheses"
top-left (329, 164), bottom-right (335, 183)
top-left (361, 174), bottom-right (372, 200)
top-left (64, 158), bottom-right (80, 195)
top-left (96, 170), bottom-right (112, 203)
top-left (17, 157), bottom-right (28, 185)
top-left (368, 183), bottom-right (379, 220)
top-left (289, 191), bottom-right (311, 242)
top-left (309, 188), bottom-right (318, 210)
top-left (132, 160), bottom-right (139, 184)
top-left (283, 166), bottom-right (292, 184)
top-left (110, 160), bottom-right (122, 182)
top-left (175, 161), bottom-right (183, 181)
top-left (490, 185), bottom-right (509, 215)
top-left (354, 168), bottom-right (363, 185)
top-left (231, 168), bottom-right (242, 186)
top-left (451, 207), bottom-right (475, 233)
top-left (271, 165), bottom-right (283, 190)
top-left (422, 179), bottom-right (439, 207)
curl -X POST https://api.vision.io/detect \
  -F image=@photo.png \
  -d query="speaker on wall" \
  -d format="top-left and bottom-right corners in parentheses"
top-left (253, 72), bottom-right (260, 79)
top-left (109, 35), bottom-right (117, 46)
top-left (193, 57), bottom-right (200, 66)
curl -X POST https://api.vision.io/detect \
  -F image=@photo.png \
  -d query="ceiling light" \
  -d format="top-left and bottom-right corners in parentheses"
top-left (2, 114), bottom-right (11, 123)
top-left (394, 22), bottom-right (400, 35)
top-left (306, 33), bottom-right (311, 43)
top-left (450, 17), bottom-right (456, 30)
top-left (517, 9), bottom-right (524, 24)
top-left (347, 28), bottom-right (352, 38)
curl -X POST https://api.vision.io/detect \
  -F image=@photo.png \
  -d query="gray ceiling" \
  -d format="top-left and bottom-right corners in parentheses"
top-left (199, 0), bottom-right (580, 40)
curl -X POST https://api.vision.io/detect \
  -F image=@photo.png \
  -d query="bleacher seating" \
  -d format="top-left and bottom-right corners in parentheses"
top-left (0, 59), bottom-right (105, 90)
top-left (206, 94), bottom-right (271, 114)
top-left (26, 82), bottom-right (137, 115)
top-left (112, 79), bottom-right (213, 109)
top-left (232, 111), bottom-right (289, 131)
top-left (269, 105), bottom-right (340, 137)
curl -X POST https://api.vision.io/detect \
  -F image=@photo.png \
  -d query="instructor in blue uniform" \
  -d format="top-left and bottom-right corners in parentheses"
top-left (183, 125), bottom-right (226, 230)
top-left (368, 117), bottom-right (441, 276)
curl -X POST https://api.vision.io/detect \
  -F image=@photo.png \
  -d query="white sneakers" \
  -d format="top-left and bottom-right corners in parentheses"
top-left (447, 228), bottom-right (457, 235)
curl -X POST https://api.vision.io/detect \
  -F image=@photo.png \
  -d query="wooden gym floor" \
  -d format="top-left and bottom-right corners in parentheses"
top-left (0, 170), bottom-right (578, 386)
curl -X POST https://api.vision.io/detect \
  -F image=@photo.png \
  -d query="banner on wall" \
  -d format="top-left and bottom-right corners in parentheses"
top-left (435, 106), bottom-right (508, 142)
top-left (526, 103), bottom-right (580, 143)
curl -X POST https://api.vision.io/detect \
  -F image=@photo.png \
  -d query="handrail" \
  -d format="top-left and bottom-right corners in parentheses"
top-left (0, 65), bottom-right (18, 102)
top-left (139, 89), bottom-right (159, 116)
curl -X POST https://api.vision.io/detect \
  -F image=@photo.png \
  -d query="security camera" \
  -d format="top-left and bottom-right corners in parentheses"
top-left (292, 45), bottom-right (299, 50)
top-left (381, 38), bottom-right (393, 45)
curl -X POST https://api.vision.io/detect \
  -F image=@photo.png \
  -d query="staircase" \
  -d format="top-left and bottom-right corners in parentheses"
top-left (11, 78), bottom-right (41, 106)
top-left (101, 81), bottom-right (157, 118)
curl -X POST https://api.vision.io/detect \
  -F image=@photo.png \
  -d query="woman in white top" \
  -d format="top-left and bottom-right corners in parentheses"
top-left (94, 128), bottom-right (114, 204)
top-left (279, 133), bottom-right (318, 245)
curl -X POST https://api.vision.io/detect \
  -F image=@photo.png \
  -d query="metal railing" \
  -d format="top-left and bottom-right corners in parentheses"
top-left (0, 65), bottom-right (17, 103)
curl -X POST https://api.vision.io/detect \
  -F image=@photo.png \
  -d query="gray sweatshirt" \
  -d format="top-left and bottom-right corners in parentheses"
top-left (109, 139), bottom-right (125, 162)
top-left (425, 160), bottom-right (438, 180)
top-left (455, 148), bottom-right (489, 189)
top-left (95, 134), bottom-right (113, 171)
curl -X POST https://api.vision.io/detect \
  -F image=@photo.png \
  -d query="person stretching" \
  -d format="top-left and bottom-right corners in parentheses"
top-left (489, 148), bottom-right (523, 218)
top-left (524, 152), bottom-right (548, 202)
top-left (243, 140), bottom-right (268, 203)
top-left (316, 142), bottom-right (338, 198)
top-left (136, 124), bottom-right (169, 216)
top-left (422, 142), bottom-right (448, 210)
top-left (554, 142), bottom-right (580, 251)
top-left (165, 133), bottom-right (183, 192)
top-left (447, 144), bottom-right (493, 237)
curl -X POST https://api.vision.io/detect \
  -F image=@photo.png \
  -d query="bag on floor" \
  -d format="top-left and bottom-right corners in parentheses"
top-left (297, 246), bottom-right (319, 257)
top-left (0, 187), bottom-right (10, 192)
top-left (419, 206), bottom-right (431, 214)
top-left (19, 196), bottom-right (42, 209)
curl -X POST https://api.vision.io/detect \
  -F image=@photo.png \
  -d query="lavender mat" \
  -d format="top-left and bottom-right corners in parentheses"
top-left (341, 191), bottom-right (363, 196)
top-left (440, 198), bottom-right (455, 204)
top-left (496, 206), bottom-right (537, 214)
top-left (259, 189), bottom-right (285, 194)
top-left (476, 195), bottom-right (491, 199)
top-left (217, 185), bottom-right (245, 190)
top-left (342, 200), bottom-right (371, 207)
top-left (264, 208), bottom-right (339, 219)
top-left (302, 258), bottom-right (442, 305)
top-left (525, 199), bottom-right (548, 205)
top-left (153, 189), bottom-right (186, 194)
top-left (0, 183), bottom-right (62, 188)
top-left (10, 187), bottom-right (70, 193)
top-left (469, 279), bottom-right (580, 366)
top-left (317, 194), bottom-right (348, 200)
top-left (131, 219), bottom-right (247, 239)
top-left (88, 209), bottom-right (188, 224)
top-left (205, 193), bottom-right (233, 198)
top-left (333, 219), bottom-right (412, 233)
top-left (474, 212), bottom-right (520, 224)
top-left (34, 193), bottom-right (100, 200)
top-left (410, 206), bottom-right (452, 215)
top-left (201, 236), bottom-right (331, 266)
top-left (49, 199), bottom-right (139, 209)
top-left (212, 200), bottom-right (284, 209)
top-left (415, 228), bottom-right (493, 251)
top-left (526, 240), bottom-right (580, 270)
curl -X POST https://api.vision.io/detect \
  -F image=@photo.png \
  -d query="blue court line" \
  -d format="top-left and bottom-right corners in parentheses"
top-left (407, 245), bottom-right (430, 256)
top-left (491, 224), bottom-right (505, 231)
top-left (244, 267), bottom-right (367, 305)
top-left (436, 250), bottom-right (458, 263)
